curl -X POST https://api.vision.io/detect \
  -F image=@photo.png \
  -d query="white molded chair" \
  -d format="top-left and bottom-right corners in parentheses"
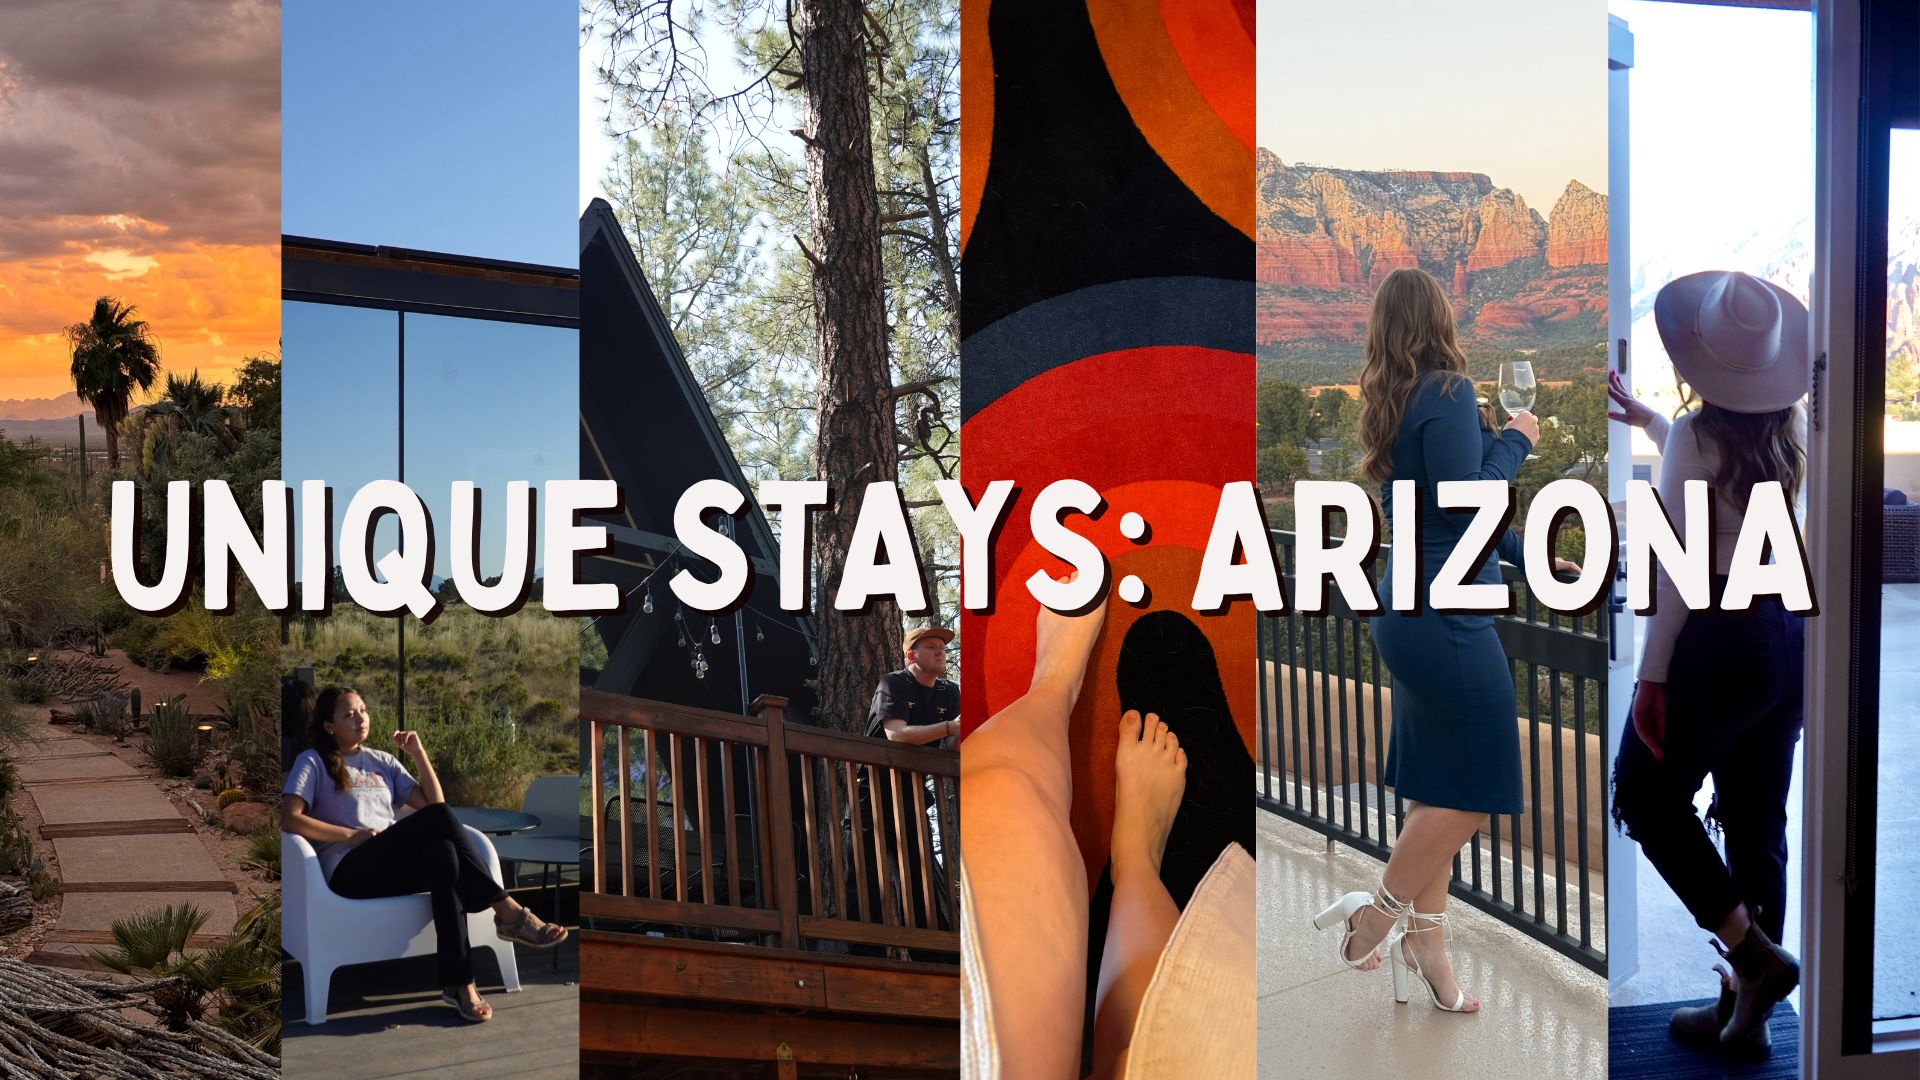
top-left (282, 825), bottom-right (522, 1024)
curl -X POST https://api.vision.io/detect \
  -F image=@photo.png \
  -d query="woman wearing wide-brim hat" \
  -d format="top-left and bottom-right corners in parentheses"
top-left (1608, 269), bottom-right (1808, 1058)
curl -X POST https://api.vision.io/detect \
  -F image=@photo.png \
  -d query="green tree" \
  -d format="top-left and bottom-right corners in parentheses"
top-left (1257, 378), bottom-right (1310, 450)
top-left (64, 297), bottom-right (161, 470)
top-left (229, 355), bottom-right (282, 434)
top-left (1256, 444), bottom-right (1308, 486)
top-left (592, 0), bottom-right (963, 716)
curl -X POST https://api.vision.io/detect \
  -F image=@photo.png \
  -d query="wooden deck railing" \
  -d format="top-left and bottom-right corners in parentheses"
top-left (582, 689), bottom-right (959, 956)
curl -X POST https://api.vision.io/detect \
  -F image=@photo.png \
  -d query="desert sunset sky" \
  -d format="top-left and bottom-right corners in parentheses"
top-left (0, 0), bottom-right (278, 412)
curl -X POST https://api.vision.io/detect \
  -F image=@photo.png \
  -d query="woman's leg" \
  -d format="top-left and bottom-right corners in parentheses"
top-left (1343, 803), bottom-right (1485, 964)
top-left (1090, 712), bottom-right (1186, 1074)
top-left (961, 584), bottom-right (1106, 1080)
top-left (1612, 712), bottom-right (1746, 936)
top-left (1400, 865), bottom-right (1479, 1011)
top-left (328, 804), bottom-right (510, 1007)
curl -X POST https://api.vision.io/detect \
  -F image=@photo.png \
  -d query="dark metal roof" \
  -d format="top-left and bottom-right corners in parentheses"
top-left (578, 199), bottom-right (819, 721)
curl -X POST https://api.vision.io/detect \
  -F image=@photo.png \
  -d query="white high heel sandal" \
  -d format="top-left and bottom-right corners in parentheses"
top-left (1311, 885), bottom-right (1408, 970)
top-left (1391, 907), bottom-right (1476, 1012)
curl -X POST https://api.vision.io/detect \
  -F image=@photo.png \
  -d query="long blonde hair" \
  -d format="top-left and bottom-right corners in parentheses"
top-left (1358, 268), bottom-right (1475, 483)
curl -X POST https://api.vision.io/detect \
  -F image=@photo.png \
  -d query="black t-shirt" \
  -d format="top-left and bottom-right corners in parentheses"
top-left (865, 669), bottom-right (960, 740)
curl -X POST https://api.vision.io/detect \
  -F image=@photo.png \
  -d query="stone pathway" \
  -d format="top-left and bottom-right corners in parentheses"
top-left (11, 733), bottom-right (237, 971)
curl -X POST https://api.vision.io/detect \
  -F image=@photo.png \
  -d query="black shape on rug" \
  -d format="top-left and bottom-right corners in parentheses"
top-left (1081, 610), bottom-right (1256, 1067)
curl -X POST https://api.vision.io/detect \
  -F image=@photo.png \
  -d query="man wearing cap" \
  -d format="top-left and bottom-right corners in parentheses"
top-left (867, 625), bottom-right (962, 744)
top-left (841, 624), bottom-right (958, 952)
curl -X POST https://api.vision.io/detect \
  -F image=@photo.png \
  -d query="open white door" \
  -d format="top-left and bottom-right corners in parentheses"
top-left (1605, 10), bottom-right (1639, 992)
top-left (1803, 0), bottom-right (1920, 1074)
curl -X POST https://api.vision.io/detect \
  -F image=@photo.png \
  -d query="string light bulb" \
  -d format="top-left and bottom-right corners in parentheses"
top-left (755, 624), bottom-right (765, 642)
top-left (710, 623), bottom-right (721, 645)
top-left (642, 590), bottom-right (653, 614)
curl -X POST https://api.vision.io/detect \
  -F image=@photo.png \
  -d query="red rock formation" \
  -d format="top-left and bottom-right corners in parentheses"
top-left (1255, 235), bottom-right (1364, 288)
top-left (1466, 189), bottom-right (1546, 271)
top-left (1548, 180), bottom-right (1608, 268)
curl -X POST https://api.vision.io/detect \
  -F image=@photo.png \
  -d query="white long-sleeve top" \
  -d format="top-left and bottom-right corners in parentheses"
top-left (1637, 405), bottom-right (1808, 683)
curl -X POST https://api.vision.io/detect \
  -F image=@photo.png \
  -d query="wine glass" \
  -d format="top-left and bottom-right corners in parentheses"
top-left (1498, 360), bottom-right (1536, 417)
top-left (1498, 360), bottom-right (1539, 459)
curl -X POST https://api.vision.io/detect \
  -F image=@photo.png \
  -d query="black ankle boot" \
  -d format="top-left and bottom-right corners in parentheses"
top-left (1721, 926), bottom-right (1798, 1052)
top-left (1668, 965), bottom-right (1734, 1047)
top-left (1671, 963), bottom-right (1774, 1057)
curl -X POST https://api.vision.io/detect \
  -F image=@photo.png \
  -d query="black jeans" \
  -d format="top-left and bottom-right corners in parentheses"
top-left (1613, 588), bottom-right (1805, 942)
top-left (329, 802), bottom-right (508, 986)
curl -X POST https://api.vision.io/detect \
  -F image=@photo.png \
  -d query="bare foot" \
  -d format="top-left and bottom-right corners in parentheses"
top-left (1402, 916), bottom-right (1479, 1012)
top-left (1110, 711), bottom-right (1185, 885)
top-left (1030, 570), bottom-right (1108, 706)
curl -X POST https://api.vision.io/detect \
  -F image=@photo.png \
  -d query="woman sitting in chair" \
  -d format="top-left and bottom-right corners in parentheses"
top-left (281, 686), bottom-right (567, 1023)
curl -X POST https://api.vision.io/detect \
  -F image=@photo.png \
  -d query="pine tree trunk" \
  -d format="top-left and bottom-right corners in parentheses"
top-left (798, 0), bottom-right (901, 736)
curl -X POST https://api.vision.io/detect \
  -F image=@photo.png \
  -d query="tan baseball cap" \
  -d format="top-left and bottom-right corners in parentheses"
top-left (903, 625), bottom-right (955, 652)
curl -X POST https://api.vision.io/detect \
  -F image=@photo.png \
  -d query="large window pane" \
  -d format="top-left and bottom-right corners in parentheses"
top-left (402, 313), bottom-right (579, 781)
top-left (1876, 128), bottom-right (1920, 1024)
top-left (282, 300), bottom-right (403, 717)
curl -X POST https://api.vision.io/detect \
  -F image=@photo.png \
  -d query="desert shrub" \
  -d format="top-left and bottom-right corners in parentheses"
top-left (375, 710), bottom-right (540, 810)
top-left (146, 696), bottom-right (200, 777)
top-left (238, 830), bottom-right (279, 880)
top-left (72, 697), bottom-right (129, 738)
top-left (91, 892), bottom-right (282, 1054)
top-left (29, 867), bottom-right (60, 901)
top-left (112, 613), bottom-right (165, 668)
top-left (291, 606), bottom-right (577, 781)
top-left (7, 676), bottom-right (47, 706)
top-left (0, 680), bottom-right (25, 748)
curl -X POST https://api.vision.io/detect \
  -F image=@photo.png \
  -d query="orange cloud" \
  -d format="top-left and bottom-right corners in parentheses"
top-left (0, 238), bottom-right (278, 402)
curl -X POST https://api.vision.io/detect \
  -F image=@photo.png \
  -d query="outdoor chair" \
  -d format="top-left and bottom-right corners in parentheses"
top-left (282, 825), bottom-right (522, 1024)
top-left (514, 774), bottom-right (585, 889)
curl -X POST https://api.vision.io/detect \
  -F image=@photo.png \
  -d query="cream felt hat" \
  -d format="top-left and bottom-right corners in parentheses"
top-left (1653, 270), bottom-right (1810, 414)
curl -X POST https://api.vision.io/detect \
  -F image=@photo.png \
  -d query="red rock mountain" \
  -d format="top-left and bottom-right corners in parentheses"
top-left (1548, 180), bottom-right (1608, 267)
top-left (1257, 148), bottom-right (1607, 380)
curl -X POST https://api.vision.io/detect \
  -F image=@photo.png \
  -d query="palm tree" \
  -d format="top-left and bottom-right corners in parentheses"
top-left (122, 371), bottom-right (244, 478)
top-left (64, 297), bottom-right (161, 469)
top-left (154, 370), bottom-right (242, 447)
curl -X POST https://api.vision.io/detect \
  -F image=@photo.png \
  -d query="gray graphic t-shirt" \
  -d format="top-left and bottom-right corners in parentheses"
top-left (283, 747), bottom-right (419, 881)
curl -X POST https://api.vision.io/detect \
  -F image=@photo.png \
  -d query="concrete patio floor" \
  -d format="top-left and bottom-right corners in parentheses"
top-left (1258, 811), bottom-right (1608, 1079)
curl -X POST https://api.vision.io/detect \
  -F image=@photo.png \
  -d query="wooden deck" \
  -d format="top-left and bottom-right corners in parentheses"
top-left (580, 931), bottom-right (958, 1078)
top-left (282, 875), bottom-right (580, 1080)
top-left (282, 937), bottom-right (579, 1080)
top-left (580, 692), bottom-right (959, 1077)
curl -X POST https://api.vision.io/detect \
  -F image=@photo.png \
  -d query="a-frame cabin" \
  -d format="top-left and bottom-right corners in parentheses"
top-left (578, 198), bottom-right (818, 717)
top-left (577, 200), bottom-right (959, 1079)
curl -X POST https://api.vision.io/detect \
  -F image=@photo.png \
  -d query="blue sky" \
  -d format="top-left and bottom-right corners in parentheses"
top-left (1257, 0), bottom-right (1607, 209)
top-left (285, 1), bottom-right (575, 266)
top-left (282, 3), bottom-right (578, 583)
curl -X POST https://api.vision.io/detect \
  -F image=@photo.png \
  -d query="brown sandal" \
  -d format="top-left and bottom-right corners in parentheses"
top-left (495, 907), bottom-right (568, 949)
top-left (441, 988), bottom-right (493, 1023)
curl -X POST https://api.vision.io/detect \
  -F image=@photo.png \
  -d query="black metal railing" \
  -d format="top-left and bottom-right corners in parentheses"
top-left (1256, 530), bottom-right (1608, 972)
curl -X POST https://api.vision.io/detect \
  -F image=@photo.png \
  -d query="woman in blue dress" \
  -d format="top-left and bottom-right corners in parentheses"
top-left (1311, 267), bottom-right (1569, 1013)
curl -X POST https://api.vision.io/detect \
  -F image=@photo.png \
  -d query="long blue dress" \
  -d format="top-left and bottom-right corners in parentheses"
top-left (1369, 370), bottom-right (1531, 815)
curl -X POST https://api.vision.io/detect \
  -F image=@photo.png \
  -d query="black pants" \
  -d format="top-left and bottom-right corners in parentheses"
top-left (1613, 591), bottom-right (1805, 942)
top-left (329, 802), bottom-right (508, 986)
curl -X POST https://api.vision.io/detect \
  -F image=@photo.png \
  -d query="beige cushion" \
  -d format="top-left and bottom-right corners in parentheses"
top-left (958, 845), bottom-right (1255, 1079)
top-left (1123, 845), bottom-right (1255, 1078)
